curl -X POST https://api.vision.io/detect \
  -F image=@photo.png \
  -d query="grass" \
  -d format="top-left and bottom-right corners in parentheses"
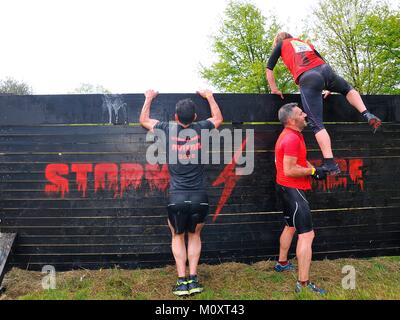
top-left (0, 256), bottom-right (399, 300)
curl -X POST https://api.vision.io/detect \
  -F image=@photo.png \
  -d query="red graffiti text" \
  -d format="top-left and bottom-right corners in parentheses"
top-left (310, 159), bottom-right (364, 191)
top-left (45, 163), bottom-right (169, 198)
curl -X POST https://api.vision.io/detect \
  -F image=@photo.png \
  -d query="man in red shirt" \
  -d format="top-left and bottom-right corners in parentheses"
top-left (266, 32), bottom-right (381, 175)
top-left (274, 102), bottom-right (326, 295)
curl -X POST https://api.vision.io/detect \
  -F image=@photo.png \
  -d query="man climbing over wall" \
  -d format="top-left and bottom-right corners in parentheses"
top-left (274, 102), bottom-right (327, 295)
top-left (266, 32), bottom-right (382, 176)
top-left (139, 89), bottom-right (223, 297)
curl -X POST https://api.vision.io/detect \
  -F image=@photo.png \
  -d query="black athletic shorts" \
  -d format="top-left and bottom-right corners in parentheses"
top-left (167, 191), bottom-right (209, 234)
top-left (299, 64), bottom-right (353, 134)
top-left (276, 184), bottom-right (313, 234)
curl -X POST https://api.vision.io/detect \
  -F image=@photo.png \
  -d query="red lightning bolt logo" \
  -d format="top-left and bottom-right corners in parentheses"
top-left (211, 138), bottom-right (248, 222)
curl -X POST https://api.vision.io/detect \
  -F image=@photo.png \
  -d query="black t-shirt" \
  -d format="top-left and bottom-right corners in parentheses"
top-left (153, 120), bottom-right (215, 192)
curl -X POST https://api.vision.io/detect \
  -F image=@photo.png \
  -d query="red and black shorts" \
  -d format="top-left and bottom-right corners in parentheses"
top-left (167, 191), bottom-right (209, 234)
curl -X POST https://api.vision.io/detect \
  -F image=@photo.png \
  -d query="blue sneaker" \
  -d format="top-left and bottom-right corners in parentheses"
top-left (187, 278), bottom-right (204, 295)
top-left (295, 281), bottom-right (326, 295)
top-left (274, 261), bottom-right (295, 272)
top-left (172, 280), bottom-right (189, 296)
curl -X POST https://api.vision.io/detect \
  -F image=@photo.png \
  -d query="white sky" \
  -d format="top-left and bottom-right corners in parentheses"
top-left (0, 0), bottom-right (323, 94)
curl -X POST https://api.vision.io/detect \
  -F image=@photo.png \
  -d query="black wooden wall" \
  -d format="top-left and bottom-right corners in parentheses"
top-left (0, 93), bottom-right (399, 270)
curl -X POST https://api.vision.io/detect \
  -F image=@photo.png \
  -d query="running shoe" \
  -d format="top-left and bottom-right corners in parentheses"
top-left (295, 281), bottom-right (326, 295)
top-left (187, 276), bottom-right (204, 295)
top-left (172, 279), bottom-right (189, 296)
top-left (274, 261), bottom-right (295, 272)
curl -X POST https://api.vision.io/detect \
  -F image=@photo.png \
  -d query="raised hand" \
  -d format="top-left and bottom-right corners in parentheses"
top-left (196, 89), bottom-right (213, 99)
top-left (144, 89), bottom-right (159, 100)
top-left (272, 89), bottom-right (284, 100)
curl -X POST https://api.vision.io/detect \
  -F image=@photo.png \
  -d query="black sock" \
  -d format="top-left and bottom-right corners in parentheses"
top-left (178, 277), bottom-right (186, 283)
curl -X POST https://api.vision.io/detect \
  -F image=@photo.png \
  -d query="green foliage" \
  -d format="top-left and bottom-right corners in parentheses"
top-left (363, 4), bottom-right (400, 94)
top-left (71, 83), bottom-right (111, 94)
top-left (365, 6), bottom-right (400, 61)
top-left (200, 0), bottom-right (297, 93)
top-left (309, 0), bottom-right (400, 94)
top-left (0, 77), bottom-right (32, 95)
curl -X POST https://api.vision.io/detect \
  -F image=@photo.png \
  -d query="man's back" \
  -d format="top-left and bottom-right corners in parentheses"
top-left (280, 38), bottom-right (325, 83)
top-left (154, 120), bottom-right (215, 192)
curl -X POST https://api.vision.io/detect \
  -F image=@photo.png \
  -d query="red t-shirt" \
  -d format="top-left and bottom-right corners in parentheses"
top-left (281, 38), bottom-right (326, 84)
top-left (275, 127), bottom-right (311, 190)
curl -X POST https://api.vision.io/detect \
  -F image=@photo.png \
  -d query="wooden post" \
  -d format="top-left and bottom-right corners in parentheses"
top-left (0, 233), bottom-right (17, 292)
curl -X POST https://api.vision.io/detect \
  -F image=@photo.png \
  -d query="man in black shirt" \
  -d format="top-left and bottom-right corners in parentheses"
top-left (139, 89), bottom-right (223, 296)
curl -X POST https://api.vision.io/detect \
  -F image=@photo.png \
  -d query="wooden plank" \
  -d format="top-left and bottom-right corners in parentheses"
top-left (2, 150), bottom-right (400, 166)
top-left (0, 131), bottom-right (398, 152)
top-left (0, 192), bottom-right (397, 212)
top-left (7, 243), bottom-right (400, 269)
top-left (6, 247), bottom-right (400, 271)
top-left (1, 94), bottom-right (399, 125)
top-left (1, 216), bottom-right (399, 240)
top-left (1, 208), bottom-right (399, 227)
top-left (9, 239), bottom-right (399, 260)
top-left (0, 124), bottom-right (399, 153)
top-left (1, 165), bottom-right (400, 184)
top-left (1, 204), bottom-right (399, 226)
top-left (1, 149), bottom-right (400, 163)
top-left (11, 237), bottom-right (400, 256)
top-left (2, 154), bottom-right (400, 176)
top-left (11, 229), bottom-right (400, 248)
top-left (1, 128), bottom-right (399, 151)
top-left (0, 233), bottom-right (17, 290)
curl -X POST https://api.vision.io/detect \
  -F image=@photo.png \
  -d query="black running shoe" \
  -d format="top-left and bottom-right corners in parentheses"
top-left (187, 276), bottom-right (204, 295)
top-left (362, 111), bottom-right (382, 133)
top-left (172, 280), bottom-right (189, 297)
top-left (321, 160), bottom-right (341, 175)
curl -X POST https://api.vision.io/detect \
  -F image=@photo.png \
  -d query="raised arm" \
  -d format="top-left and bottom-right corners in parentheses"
top-left (266, 41), bottom-right (284, 99)
top-left (139, 89), bottom-right (160, 131)
top-left (266, 69), bottom-right (284, 99)
top-left (197, 89), bottom-right (223, 129)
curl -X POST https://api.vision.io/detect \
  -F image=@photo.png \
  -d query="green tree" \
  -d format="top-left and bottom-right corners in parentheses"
top-left (363, 4), bottom-right (400, 93)
top-left (200, 0), bottom-right (297, 94)
top-left (309, 0), bottom-right (399, 94)
top-left (71, 83), bottom-right (111, 94)
top-left (0, 77), bottom-right (32, 95)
